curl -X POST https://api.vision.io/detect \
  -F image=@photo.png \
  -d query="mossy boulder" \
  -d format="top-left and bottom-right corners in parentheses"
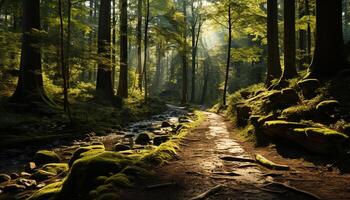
top-left (135, 133), bottom-right (151, 145)
top-left (41, 163), bottom-right (69, 176)
top-left (289, 128), bottom-right (348, 154)
top-left (236, 103), bottom-right (252, 127)
top-left (0, 174), bottom-right (11, 183)
top-left (282, 105), bottom-right (316, 121)
top-left (30, 169), bottom-right (56, 181)
top-left (58, 151), bottom-right (135, 199)
top-left (28, 181), bottom-right (63, 200)
top-left (297, 79), bottom-right (320, 99)
top-left (104, 173), bottom-right (133, 188)
top-left (153, 136), bottom-right (170, 146)
top-left (68, 145), bottom-right (105, 167)
top-left (122, 166), bottom-right (153, 179)
top-left (114, 144), bottom-right (130, 152)
top-left (264, 89), bottom-right (300, 111)
top-left (34, 150), bottom-right (61, 166)
top-left (316, 100), bottom-right (340, 113)
top-left (262, 120), bottom-right (308, 136)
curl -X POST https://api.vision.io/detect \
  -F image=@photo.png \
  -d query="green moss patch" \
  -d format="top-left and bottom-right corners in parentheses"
top-left (28, 181), bottom-right (63, 200)
top-left (34, 150), bottom-right (61, 165)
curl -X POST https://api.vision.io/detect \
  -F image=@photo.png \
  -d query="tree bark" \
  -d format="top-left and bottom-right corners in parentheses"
top-left (223, 3), bottom-right (231, 106)
top-left (266, 0), bottom-right (282, 86)
top-left (95, 0), bottom-right (114, 103)
top-left (307, 0), bottom-right (348, 78)
top-left (10, 0), bottom-right (52, 106)
top-left (117, 0), bottom-right (128, 98)
top-left (137, 0), bottom-right (142, 91)
top-left (282, 0), bottom-right (297, 79)
top-left (181, 0), bottom-right (188, 105)
top-left (112, 0), bottom-right (116, 89)
top-left (298, 0), bottom-right (307, 69)
top-left (143, 0), bottom-right (150, 101)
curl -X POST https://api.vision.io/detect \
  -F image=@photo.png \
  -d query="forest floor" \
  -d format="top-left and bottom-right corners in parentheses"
top-left (121, 112), bottom-right (350, 200)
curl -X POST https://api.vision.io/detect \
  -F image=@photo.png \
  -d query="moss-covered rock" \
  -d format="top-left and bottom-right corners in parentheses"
top-left (30, 169), bottom-right (56, 181)
top-left (297, 79), bottom-right (320, 99)
top-left (121, 165), bottom-right (153, 179)
top-left (316, 100), bottom-right (340, 113)
top-left (28, 181), bottom-right (63, 200)
top-left (114, 144), bottom-right (130, 152)
top-left (263, 89), bottom-right (300, 111)
top-left (0, 174), bottom-right (11, 183)
top-left (135, 133), bottom-right (151, 145)
top-left (68, 145), bottom-right (105, 167)
top-left (104, 173), bottom-right (133, 188)
top-left (58, 151), bottom-right (135, 199)
top-left (236, 103), bottom-right (252, 127)
top-left (34, 150), bottom-right (61, 165)
top-left (262, 120), bottom-right (308, 136)
top-left (41, 163), bottom-right (69, 176)
top-left (153, 136), bottom-right (170, 146)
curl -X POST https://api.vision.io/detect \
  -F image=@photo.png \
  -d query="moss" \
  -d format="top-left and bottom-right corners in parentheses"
top-left (28, 181), bottom-right (63, 200)
top-left (293, 127), bottom-right (348, 139)
top-left (58, 151), bottom-right (135, 199)
top-left (34, 150), bottom-right (61, 165)
top-left (316, 100), bottom-right (340, 110)
top-left (121, 165), bottom-right (154, 179)
top-left (96, 193), bottom-right (119, 200)
top-left (104, 173), bottom-right (133, 188)
top-left (30, 169), bottom-right (56, 181)
top-left (41, 163), bottom-right (69, 176)
top-left (68, 145), bottom-right (105, 167)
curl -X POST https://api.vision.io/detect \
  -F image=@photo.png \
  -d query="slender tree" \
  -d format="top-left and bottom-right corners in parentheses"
top-left (117, 0), bottom-right (128, 98)
top-left (143, 0), bottom-right (150, 101)
top-left (307, 0), bottom-right (348, 78)
top-left (95, 0), bottom-right (114, 103)
top-left (136, 0), bottom-right (142, 91)
top-left (223, 2), bottom-right (232, 106)
top-left (181, 0), bottom-right (188, 105)
top-left (112, 0), bottom-right (116, 89)
top-left (10, 0), bottom-right (52, 106)
top-left (282, 0), bottom-right (297, 79)
top-left (266, 0), bottom-right (282, 86)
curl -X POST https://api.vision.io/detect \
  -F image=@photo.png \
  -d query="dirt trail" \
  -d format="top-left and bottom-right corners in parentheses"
top-left (122, 112), bottom-right (350, 200)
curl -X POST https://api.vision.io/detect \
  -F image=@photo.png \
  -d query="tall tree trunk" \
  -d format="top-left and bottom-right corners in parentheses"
top-left (143, 0), bottom-right (150, 101)
top-left (305, 0), bottom-right (312, 64)
top-left (282, 0), bottom-right (297, 79)
top-left (223, 3), bottom-right (231, 106)
top-left (58, 0), bottom-right (72, 120)
top-left (152, 43), bottom-right (162, 93)
top-left (136, 0), bottom-right (142, 91)
top-left (11, 0), bottom-right (52, 105)
top-left (181, 0), bottom-right (188, 105)
top-left (266, 0), bottom-right (282, 86)
top-left (307, 0), bottom-right (348, 78)
top-left (66, 0), bottom-right (72, 88)
top-left (117, 0), bottom-right (128, 98)
top-left (95, 0), bottom-right (114, 103)
top-left (298, 0), bottom-right (307, 69)
top-left (201, 55), bottom-right (209, 105)
top-left (112, 0), bottom-right (116, 89)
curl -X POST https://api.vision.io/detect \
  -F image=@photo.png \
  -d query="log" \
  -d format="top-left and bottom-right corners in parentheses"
top-left (146, 182), bottom-right (177, 189)
top-left (212, 171), bottom-right (240, 176)
top-left (189, 184), bottom-right (224, 200)
top-left (255, 154), bottom-right (289, 170)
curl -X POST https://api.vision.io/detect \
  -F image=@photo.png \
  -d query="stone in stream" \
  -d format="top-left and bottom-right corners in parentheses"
top-left (34, 150), bottom-right (61, 165)
top-left (24, 162), bottom-right (37, 172)
top-left (161, 121), bottom-right (171, 127)
top-left (135, 133), bottom-right (151, 145)
top-left (114, 144), bottom-right (131, 151)
top-left (16, 178), bottom-right (37, 188)
top-left (20, 172), bottom-right (31, 178)
top-left (0, 174), bottom-right (11, 183)
top-left (2, 184), bottom-right (26, 193)
top-left (153, 136), bottom-right (170, 146)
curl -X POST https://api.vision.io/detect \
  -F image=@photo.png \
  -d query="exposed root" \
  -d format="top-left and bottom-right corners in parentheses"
top-left (188, 184), bottom-right (225, 200)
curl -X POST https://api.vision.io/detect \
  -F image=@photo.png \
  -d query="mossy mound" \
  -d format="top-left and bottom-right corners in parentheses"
top-left (28, 181), bottom-right (63, 200)
top-left (34, 150), bottom-right (61, 165)
top-left (316, 100), bottom-right (340, 112)
top-left (297, 79), bottom-right (320, 99)
top-left (262, 120), bottom-right (308, 136)
top-left (68, 145), bottom-right (105, 167)
top-left (30, 169), bottom-right (57, 181)
top-left (104, 173), bottom-right (133, 188)
top-left (58, 151), bottom-right (135, 199)
top-left (41, 163), bottom-right (69, 176)
top-left (135, 133), bottom-right (151, 145)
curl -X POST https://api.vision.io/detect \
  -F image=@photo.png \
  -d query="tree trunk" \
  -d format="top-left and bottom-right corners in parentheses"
top-left (223, 3), bottom-right (231, 106)
top-left (10, 0), bottom-right (52, 105)
top-left (117, 0), bottom-right (128, 98)
top-left (181, 0), bottom-right (188, 105)
top-left (152, 43), bottom-right (162, 93)
top-left (305, 0), bottom-right (312, 64)
top-left (266, 0), bottom-right (282, 86)
top-left (137, 0), bottom-right (142, 91)
top-left (298, 0), bottom-right (307, 69)
top-left (95, 0), bottom-right (114, 103)
top-left (307, 0), bottom-right (348, 78)
top-left (66, 0), bottom-right (72, 88)
top-left (282, 0), bottom-right (297, 79)
top-left (112, 0), bottom-right (116, 89)
top-left (143, 0), bottom-right (150, 101)
top-left (201, 56), bottom-right (209, 105)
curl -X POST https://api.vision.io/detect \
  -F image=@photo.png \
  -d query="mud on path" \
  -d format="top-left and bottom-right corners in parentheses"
top-left (121, 112), bottom-right (350, 200)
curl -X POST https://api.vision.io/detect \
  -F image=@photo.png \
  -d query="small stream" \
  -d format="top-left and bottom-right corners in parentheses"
top-left (0, 104), bottom-right (189, 174)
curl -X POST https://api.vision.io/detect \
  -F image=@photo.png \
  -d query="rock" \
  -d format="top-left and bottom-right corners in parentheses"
top-left (34, 150), bottom-right (61, 165)
top-left (41, 163), bottom-right (69, 176)
top-left (249, 115), bottom-right (262, 127)
top-left (114, 144), bottom-right (130, 151)
top-left (262, 120), bottom-right (308, 136)
top-left (91, 141), bottom-right (104, 146)
top-left (24, 162), bottom-right (37, 172)
top-left (240, 91), bottom-right (251, 99)
top-left (124, 133), bottom-right (135, 139)
top-left (0, 174), bottom-right (11, 183)
top-left (30, 170), bottom-right (56, 181)
top-left (153, 136), bottom-right (170, 146)
top-left (265, 89), bottom-right (300, 111)
top-left (36, 183), bottom-right (46, 188)
top-left (69, 145), bottom-right (105, 167)
top-left (3, 184), bottom-right (26, 193)
top-left (179, 116), bottom-right (191, 123)
top-left (316, 100), bottom-right (340, 113)
top-left (257, 114), bottom-right (276, 127)
top-left (297, 79), bottom-right (320, 99)
top-left (17, 178), bottom-right (37, 188)
top-left (58, 152), bottom-right (134, 199)
top-left (153, 130), bottom-right (167, 135)
top-left (20, 172), bottom-right (31, 178)
top-left (135, 133), bottom-right (151, 145)
top-left (281, 88), bottom-right (300, 103)
top-left (236, 104), bottom-right (252, 127)
top-left (10, 173), bottom-right (19, 179)
top-left (161, 121), bottom-right (171, 127)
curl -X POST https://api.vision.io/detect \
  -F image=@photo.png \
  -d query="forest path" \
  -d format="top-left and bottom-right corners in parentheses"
top-left (121, 112), bottom-right (280, 200)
